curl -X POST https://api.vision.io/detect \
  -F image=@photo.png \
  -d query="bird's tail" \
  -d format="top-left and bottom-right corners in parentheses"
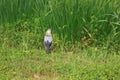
top-left (46, 46), bottom-right (50, 53)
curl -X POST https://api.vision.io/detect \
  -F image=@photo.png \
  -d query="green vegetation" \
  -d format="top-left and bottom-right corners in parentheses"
top-left (0, 48), bottom-right (120, 80)
top-left (0, 0), bottom-right (120, 79)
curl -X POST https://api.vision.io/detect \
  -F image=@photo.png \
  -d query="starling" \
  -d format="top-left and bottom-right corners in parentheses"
top-left (44, 29), bottom-right (53, 53)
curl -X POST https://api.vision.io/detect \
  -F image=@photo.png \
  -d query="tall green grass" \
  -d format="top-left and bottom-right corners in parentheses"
top-left (0, 0), bottom-right (120, 52)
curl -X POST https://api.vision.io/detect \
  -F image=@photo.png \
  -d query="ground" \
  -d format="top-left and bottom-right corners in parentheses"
top-left (0, 48), bottom-right (120, 80)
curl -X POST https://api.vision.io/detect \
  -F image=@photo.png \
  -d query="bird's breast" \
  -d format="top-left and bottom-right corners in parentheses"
top-left (44, 36), bottom-right (52, 42)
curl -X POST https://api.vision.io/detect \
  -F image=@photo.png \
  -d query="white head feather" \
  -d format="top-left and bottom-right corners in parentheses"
top-left (46, 29), bottom-right (52, 36)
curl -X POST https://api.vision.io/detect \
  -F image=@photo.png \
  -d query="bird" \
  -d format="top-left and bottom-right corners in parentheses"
top-left (44, 29), bottom-right (53, 53)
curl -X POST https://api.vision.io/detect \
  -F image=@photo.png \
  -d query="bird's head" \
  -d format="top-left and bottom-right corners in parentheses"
top-left (46, 29), bottom-right (52, 36)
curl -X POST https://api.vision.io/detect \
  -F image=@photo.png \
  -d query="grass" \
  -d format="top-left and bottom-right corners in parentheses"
top-left (0, 0), bottom-right (120, 79)
top-left (0, 47), bottom-right (120, 80)
top-left (0, 0), bottom-right (120, 46)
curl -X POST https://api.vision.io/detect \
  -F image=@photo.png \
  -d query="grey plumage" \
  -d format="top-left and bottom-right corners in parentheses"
top-left (44, 29), bottom-right (52, 53)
